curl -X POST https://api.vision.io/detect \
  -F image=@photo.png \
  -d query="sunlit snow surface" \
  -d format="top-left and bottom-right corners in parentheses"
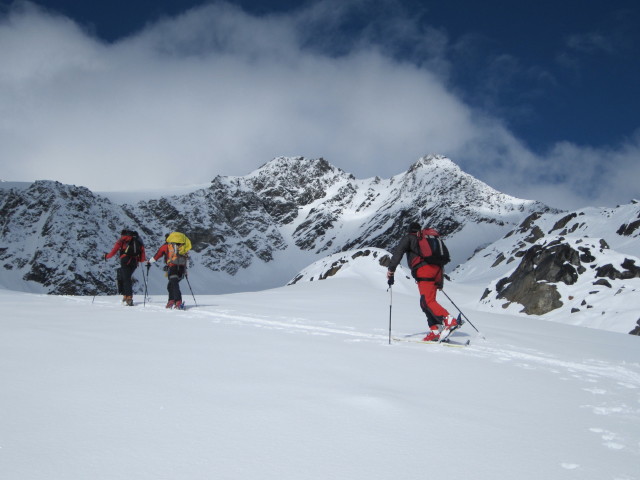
top-left (1, 272), bottom-right (638, 480)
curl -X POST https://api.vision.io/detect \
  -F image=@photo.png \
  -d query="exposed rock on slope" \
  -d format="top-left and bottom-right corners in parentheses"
top-left (458, 202), bottom-right (640, 333)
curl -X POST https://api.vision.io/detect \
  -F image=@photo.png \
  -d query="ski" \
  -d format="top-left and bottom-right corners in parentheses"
top-left (392, 336), bottom-right (470, 348)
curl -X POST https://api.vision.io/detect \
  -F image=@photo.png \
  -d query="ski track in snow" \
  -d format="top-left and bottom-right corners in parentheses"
top-left (188, 304), bottom-right (640, 384)
top-left (97, 297), bottom-right (640, 392)
top-left (83, 296), bottom-right (640, 475)
top-left (140, 299), bottom-right (640, 386)
top-left (199, 304), bottom-right (640, 461)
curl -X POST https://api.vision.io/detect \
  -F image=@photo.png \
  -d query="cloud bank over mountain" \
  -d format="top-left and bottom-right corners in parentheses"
top-left (1, 1), bottom-right (638, 209)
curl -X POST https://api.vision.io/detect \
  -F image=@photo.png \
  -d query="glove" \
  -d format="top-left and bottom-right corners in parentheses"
top-left (103, 253), bottom-right (107, 262)
top-left (387, 270), bottom-right (395, 286)
top-left (148, 257), bottom-right (156, 264)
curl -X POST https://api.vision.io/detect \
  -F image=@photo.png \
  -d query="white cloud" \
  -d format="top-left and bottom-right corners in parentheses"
top-left (0, 1), bottom-right (637, 210)
top-left (566, 32), bottom-right (615, 55)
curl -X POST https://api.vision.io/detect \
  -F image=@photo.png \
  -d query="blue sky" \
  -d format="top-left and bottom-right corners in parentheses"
top-left (1, 0), bottom-right (638, 209)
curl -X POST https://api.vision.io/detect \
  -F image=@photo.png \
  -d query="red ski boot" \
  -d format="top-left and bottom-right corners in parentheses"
top-left (443, 315), bottom-right (459, 329)
top-left (423, 325), bottom-right (441, 342)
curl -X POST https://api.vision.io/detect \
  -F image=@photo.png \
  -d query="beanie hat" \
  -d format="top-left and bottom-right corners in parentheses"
top-left (408, 222), bottom-right (421, 233)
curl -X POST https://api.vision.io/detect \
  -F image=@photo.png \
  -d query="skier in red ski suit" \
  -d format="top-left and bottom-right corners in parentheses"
top-left (386, 222), bottom-right (457, 341)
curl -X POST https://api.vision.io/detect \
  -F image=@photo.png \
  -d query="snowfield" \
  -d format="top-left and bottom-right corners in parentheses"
top-left (1, 268), bottom-right (639, 480)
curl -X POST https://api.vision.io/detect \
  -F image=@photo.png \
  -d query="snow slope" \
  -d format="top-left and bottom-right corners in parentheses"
top-left (1, 266), bottom-right (638, 480)
top-left (452, 202), bottom-right (640, 334)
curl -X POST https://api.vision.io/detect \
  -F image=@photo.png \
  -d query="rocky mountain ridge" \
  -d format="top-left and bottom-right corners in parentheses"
top-left (0, 155), bottom-right (550, 295)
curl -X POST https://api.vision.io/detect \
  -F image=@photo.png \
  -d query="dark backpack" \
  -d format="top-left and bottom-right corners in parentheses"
top-left (120, 230), bottom-right (143, 261)
top-left (409, 228), bottom-right (450, 273)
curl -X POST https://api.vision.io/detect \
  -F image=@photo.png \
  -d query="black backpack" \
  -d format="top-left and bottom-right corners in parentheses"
top-left (120, 230), bottom-right (143, 260)
top-left (409, 228), bottom-right (450, 273)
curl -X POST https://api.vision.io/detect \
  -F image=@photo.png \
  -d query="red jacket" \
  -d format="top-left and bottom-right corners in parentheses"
top-left (106, 235), bottom-right (146, 264)
top-left (152, 243), bottom-right (170, 263)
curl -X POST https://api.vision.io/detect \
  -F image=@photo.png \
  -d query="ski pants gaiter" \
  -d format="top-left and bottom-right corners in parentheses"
top-left (167, 265), bottom-right (185, 302)
top-left (119, 262), bottom-right (137, 297)
top-left (416, 264), bottom-right (449, 327)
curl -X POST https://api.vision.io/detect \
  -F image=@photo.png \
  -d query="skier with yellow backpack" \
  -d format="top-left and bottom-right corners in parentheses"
top-left (147, 232), bottom-right (192, 309)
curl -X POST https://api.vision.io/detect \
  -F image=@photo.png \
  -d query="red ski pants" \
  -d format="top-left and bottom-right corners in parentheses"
top-left (415, 264), bottom-right (449, 325)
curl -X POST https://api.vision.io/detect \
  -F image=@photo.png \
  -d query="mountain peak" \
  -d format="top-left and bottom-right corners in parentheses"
top-left (409, 154), bottom-right (458, 171)
top-left (252, 156), bottom-right (349, 178)
top-left (1, 155), bottom-right (551, 296)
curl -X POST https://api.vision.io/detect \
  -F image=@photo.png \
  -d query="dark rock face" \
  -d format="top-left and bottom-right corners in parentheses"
top-left (549, 213), bottom-right (578, 233)
top-left (595, 259), bottom-right (640, 281)
top-left (499, 276), bottom-right (563, 316)
top-left (494, 242), bottom-right (583, 315)
top-left (490, 235), bottom-right (640, 317)
top-left (247, 157), bottom-right (351, 225)
top-left (617, 217), bottom-right (640, 236)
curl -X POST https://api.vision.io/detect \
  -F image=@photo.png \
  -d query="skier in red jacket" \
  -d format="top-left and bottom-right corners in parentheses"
top-left (105, 229), bottom-right (146, 306)
top-left (147, 232), bottom-right (190, 309)
top-left (386, 222), bottom-right (457, 341)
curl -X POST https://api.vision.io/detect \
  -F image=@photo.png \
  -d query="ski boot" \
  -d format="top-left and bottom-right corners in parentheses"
top-left (423, 325), bottom-right (441, 342)
top-left (439, 314), bottom-right (462, 342)
top-left (443, 314), bottom-right (459, 329)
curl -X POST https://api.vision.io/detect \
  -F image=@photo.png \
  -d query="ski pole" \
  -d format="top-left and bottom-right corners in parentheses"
top-left (93, 254), bottom-right (107, 304)
top-left (440, 289), bottom-right (486, 340)
top-left (185, 273), bottom-right (198, 307)
top-left (92, 274), bottom-right (98, 304)
top-left (141, 262), bottom-right (149, 307)
top-left (387, 285), bottom-right (392, 345)
top-left (146, 262), bottom-right (152, 304)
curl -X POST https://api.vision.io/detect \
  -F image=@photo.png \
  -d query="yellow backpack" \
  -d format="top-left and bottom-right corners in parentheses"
top-left (165, 232), bottom-right (191, 265)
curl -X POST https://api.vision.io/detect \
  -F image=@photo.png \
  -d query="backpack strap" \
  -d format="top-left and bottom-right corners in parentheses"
top-left (414, 276), bottom-right (437, 282)
top-left (409, 231), bottom-right (430, 274)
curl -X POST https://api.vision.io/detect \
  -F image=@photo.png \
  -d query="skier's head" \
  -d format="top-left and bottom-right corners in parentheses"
top-left (408, 222), bottom-right (421, 233)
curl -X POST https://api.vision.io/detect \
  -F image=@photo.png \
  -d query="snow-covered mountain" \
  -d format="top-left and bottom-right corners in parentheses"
top-left (0, 155), bottom-right (550, 295)
top-left (3, 154), bottom-right (639, 333)
top-left (452, 202), bottom-right (640, 334)
top-left (0, 181), bottom-right (139, 295)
